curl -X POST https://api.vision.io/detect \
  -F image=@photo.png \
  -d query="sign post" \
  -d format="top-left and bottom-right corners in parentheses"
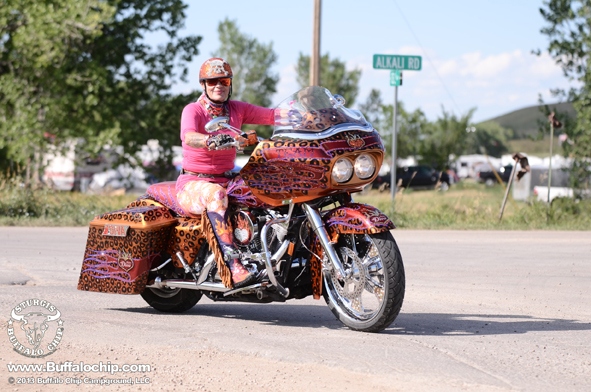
top-left (373, 53), bottom-right (422, 200)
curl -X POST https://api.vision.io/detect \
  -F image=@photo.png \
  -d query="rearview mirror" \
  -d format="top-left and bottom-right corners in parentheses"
top-left (204, 117), bottom-right (230, 133)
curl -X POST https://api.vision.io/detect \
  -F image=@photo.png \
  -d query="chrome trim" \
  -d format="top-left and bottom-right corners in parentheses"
top-left (302, 203), bottom-right (347, 280)
top-left (150, 258), bottom-right (172, 272)
top-left (176, 251), bottom-right (198, 280)
top-left (147, 277), bottom-right (228, 292)
top-left (196, 254), bottom-right (215, 285)
top-left (271, 123), bottom-right (374, 141)
top-left (271, 238), bottom-right (291, 264)
top-left (223, 283), bottom-right (264, 297)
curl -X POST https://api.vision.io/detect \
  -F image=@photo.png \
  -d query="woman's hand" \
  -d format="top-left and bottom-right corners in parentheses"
top-left (235, 130), bottom-right (258, 148)
top-left (207, 134), bottom-right (236, 150)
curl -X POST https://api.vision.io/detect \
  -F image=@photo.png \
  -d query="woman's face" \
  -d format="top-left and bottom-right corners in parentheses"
top-left (202, 78), bottom-right (231, 103)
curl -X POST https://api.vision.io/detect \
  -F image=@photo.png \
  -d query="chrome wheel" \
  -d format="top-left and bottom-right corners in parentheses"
top-left (324, 232), bottom-right (405, 332)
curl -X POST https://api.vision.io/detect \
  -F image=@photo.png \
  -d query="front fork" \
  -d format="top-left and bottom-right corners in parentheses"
top-left (302, 203), bottom-right (348, 280)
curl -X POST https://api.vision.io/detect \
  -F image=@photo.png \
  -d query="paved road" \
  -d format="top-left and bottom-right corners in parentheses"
top-left (0, 228), bottom-right (589, 391)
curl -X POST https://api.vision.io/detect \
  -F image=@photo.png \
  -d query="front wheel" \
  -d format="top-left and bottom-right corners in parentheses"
top-left (323, 231), bottom-right (405, 332)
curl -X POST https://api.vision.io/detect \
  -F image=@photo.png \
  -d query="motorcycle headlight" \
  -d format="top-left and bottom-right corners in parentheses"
top-left (332, 158), bottom-right (354, 183)
top-left (354, 154), bottom-right (375, 179)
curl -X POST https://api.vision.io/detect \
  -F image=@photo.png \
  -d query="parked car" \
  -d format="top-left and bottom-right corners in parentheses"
top-left (476, 164), bottom-right (513, 186)
top-left (371, 165), bottom-right (451, 192)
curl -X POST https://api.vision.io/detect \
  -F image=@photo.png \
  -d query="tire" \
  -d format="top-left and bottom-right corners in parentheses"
top-left (323, 231), bottom-right (405, 332)
top-left (141, 286), bottom-right (202, 313)
top-left (485, 178), bottom-right (495, 187)
top-left (141, 260), bottom-right (202, 313)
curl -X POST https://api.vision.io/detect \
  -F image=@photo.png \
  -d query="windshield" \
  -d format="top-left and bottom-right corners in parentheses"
top-left (272, 86), bottom-right (372, 140)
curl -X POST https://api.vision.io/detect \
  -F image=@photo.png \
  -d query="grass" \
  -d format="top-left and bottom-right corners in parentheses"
top-left (0, 177), bottom-right (137, 226)
top-left (1, 177), bottom-right (589, 230)
top-left (354, 181), bottom-right (591, 230)
top-left (507, 136), bottom-right (562, 157)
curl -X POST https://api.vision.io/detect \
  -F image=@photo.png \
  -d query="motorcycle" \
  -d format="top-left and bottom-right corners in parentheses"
top-left (77, 86), bottom-right (405, 332)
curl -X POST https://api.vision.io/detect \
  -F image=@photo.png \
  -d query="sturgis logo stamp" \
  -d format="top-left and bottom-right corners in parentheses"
top-left (7, 299), bottom-right (64, 358)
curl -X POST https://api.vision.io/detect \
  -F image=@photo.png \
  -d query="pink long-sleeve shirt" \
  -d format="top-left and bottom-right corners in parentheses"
top-left (176, 99), bottom-right (274, 192)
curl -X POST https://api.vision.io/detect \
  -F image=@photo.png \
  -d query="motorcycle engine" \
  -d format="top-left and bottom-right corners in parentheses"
top-left (228, 210), bottom-right (288, 257)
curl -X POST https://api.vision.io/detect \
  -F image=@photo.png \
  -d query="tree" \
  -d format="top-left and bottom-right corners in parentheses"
top-left (539, 0), bottom-right (591, 189)
top-left (213, 18), bottom-right (278, 138)
top-left (418, 107), bottom-right (476, 170)
top-left (359, 89), bottom-right (429, 163)
top-left (296, 53), bottom-right (361, 106)
top-left (215, 18), bottom-right (279, 108)
top-left (0, 0), bottom-right (115, 184)
top-left (467, 122), bottom-right (513, 157)
top-left (0, 0), bottom-right (201, 185)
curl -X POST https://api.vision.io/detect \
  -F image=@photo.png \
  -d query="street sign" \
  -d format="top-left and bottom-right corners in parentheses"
top-left (390, 70), bottom-right (402, 86)
top-left (373, 54), bottom-right (422, 71)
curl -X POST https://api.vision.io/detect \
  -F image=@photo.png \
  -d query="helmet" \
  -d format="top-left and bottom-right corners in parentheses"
top-left (199, 58), bottom-right (233, 81)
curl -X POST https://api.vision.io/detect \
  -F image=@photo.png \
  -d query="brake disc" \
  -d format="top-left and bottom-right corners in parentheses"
top-left (330, 247), bottom-right (367, 310)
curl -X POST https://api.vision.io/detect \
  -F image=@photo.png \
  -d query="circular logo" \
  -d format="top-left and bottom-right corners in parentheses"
top-left (7, 299), bottom-right (64, 358)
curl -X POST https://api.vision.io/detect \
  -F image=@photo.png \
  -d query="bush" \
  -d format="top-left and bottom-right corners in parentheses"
top-left (0, 177), bottom-right (136, 226)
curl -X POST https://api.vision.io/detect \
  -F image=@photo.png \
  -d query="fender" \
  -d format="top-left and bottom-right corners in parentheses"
top-left (323, 203), bottom-right (395, 238)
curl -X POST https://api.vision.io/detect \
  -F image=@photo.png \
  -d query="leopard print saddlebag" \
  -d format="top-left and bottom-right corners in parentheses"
top-left (77, 205), bottom-right (178, 295)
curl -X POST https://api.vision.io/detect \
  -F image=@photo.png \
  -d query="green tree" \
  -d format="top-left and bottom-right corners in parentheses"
top-left (0, 0), bottom-right (115, 184)
top-left (418, 107), bottom-right (476, 170)
top-left (467, 121), bottom-right (513, 157)
top-left (215, 18), bottom-right (278, 108)
top-left (296, 53), bottom-right (361, 106)
top-left (359, 88), bottom-right (428, 162)
top-left (214, 18), bottom-right (278, 138)
top-left (0, 0), bottom-right (201, 185)
top-left (539, 0), bottom-right (591, 189)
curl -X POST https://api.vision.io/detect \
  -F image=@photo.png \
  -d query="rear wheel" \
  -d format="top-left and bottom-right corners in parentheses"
top-left (141, 259), bottom-right (202, 313)
top-left (323, 231), bottom-right (405, 332)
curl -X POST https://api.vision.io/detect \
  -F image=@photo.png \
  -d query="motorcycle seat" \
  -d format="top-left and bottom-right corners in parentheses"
top-left (145, 181), bottom-right (189, 217)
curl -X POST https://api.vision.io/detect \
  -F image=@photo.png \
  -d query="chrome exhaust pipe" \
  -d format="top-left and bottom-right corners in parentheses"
top-left (147, 277), bottom-right (228, 292)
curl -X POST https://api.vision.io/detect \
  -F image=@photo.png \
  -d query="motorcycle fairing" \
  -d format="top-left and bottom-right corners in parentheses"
top-left (240, 130), bottom-right (384, 207)
top-left (323, 203), bottom-right (395, 238)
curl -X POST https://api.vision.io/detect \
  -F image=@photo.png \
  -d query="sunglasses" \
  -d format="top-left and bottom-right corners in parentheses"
top-left (205, 78), bottom-right (231, 87)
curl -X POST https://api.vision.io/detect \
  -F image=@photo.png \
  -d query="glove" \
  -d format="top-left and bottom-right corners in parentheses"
top-left (207, 134), bottom-right (235, 150)
top-left (237, 130), bottom-right (258, 148)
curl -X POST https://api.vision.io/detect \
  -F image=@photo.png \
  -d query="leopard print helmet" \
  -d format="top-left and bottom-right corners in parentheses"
top-left (199, 58), bottom-right (233, 81)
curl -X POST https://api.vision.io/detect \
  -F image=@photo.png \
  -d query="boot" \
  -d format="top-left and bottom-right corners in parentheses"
top-left (204, 211), bottom-right (256, 288)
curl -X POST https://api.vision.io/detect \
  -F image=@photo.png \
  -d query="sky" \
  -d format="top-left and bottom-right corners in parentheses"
top-left (161, 0), bottom-right (572, 123)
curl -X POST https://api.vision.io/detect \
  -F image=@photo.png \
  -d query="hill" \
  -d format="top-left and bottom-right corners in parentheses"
top-left (478, 101), bottom-right (576, 139)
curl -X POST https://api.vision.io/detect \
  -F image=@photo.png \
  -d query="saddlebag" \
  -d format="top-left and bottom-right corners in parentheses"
top-left (77, 205), bottom-right (177, 295)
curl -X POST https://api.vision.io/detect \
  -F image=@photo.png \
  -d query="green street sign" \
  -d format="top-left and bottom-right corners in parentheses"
top-left (390, 70), bottom-right (402, 86)
top-left (373, 54), bottom-right (422, 71)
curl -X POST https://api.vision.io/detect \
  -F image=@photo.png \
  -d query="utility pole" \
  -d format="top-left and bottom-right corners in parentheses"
top-left (310, 0), bottom-right (321, 86)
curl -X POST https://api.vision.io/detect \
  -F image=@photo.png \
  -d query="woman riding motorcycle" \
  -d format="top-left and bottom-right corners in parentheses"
top-left (175, 57), bottom-right (274, 288)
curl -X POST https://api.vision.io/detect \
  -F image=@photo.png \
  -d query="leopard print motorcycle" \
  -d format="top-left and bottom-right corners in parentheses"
top-left (77, 87), bottom-right (405, 333)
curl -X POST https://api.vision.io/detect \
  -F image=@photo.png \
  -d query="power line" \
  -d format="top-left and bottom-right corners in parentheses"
top-left (392, 0), bottom-right (463, 116)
